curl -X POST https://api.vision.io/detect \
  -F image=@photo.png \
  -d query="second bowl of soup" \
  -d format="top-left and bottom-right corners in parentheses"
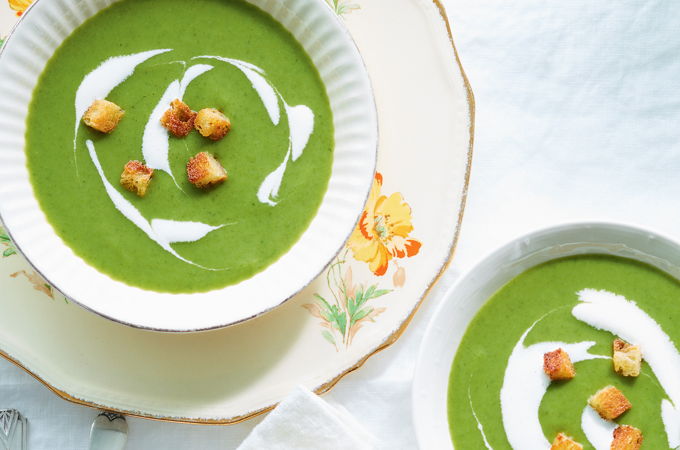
top-left (413, 222), bottom-right (680, 449)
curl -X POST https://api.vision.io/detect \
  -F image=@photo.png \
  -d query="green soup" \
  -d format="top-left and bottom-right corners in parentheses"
top-left (26, 0), bottom-right (334, 292)
top-left (448, 255), bottom-right (680, 449)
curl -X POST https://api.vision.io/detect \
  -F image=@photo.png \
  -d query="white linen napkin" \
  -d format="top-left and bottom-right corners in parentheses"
top-left (237, 386), bottom-right (377, 450)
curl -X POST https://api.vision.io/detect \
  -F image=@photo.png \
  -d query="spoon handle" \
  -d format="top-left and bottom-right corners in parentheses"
top-left (88, 411), bottom-right (128, 450)
top-left (0, 409), bottom-right (27, 450)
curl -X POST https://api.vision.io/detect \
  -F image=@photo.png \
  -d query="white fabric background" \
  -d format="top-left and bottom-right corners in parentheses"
top-left (4, 0), bottom-right (680, 448)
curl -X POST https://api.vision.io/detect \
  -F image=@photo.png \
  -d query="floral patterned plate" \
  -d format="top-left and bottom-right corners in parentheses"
top-left (0, 0), bottom-right (473, 422)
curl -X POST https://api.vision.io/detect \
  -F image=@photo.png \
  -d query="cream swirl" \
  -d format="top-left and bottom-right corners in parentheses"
top-left (73, 49), bottom-right (316, 268)
top-left (475, 289), bottom-right (680, 449)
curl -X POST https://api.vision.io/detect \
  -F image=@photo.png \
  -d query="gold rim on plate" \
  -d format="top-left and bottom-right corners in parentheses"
top-left (0, 0), bottom-right (475, 424)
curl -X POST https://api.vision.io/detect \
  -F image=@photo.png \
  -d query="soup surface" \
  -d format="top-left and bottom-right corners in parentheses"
top-left (26, 0), bottom-right (334, 292)
top-left (448, 255), bottom-right (680, 449)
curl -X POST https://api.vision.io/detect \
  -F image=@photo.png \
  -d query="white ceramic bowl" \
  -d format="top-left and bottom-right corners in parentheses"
top-left (0, 0), bottom-right (377, 331)
top-left (412, 222), bottom-right (680, 449)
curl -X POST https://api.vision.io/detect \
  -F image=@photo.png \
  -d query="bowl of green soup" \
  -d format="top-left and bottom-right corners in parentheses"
top-left (414, 222), bottom-right (680, 449)
top-left (0, 0), bottom-right (377, 330)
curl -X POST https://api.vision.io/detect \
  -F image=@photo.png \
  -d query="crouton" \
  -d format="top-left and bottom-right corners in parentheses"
top-left (194, 108), bottom-right (231, 141)
top-left (543, 348), bottom-right (576, 380)
top-left (588, 386), bottom-right (631, 420)
top-left (550, 433), bottom-right (583, 450)
top-left (160, 99), bottom-right (197, 137)
top-left (186, 152), bottom-right (227, 188)
top-left (611, 425), bottom-right (643, 450)
top-left (613, 339), bottom-right (642, 377)
top-left (120, 161), bottom-right (153, 197)
top-left (82, 99), bottom-right (125, 133)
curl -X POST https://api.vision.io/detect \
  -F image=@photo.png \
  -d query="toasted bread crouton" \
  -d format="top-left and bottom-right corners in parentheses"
top-left (588, 386), bottom-right (631, 420)
top-left (82, 99), bottom-right (125, 133)
top-left (160, 99), bottom-right (197, 137)
top-left (611, 425), bottom-right (643, 450)
top-left (120, 161), bottom-right (153, 197)
top-left (550, 432), bottom-right (583, 450)
top-left (187, 152), bottom-right (227, 188)
top-left (613, 339), bottom-right (642, 377)
top-left (544, 348), bottom-right (576, 380)
top-left (194, 108), bottom-right (231, 141)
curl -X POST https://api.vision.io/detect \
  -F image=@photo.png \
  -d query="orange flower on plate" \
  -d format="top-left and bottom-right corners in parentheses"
top-left (8, 0), bottom-right (32, 15)
top-left (348, 173), bottom-right (421, 276)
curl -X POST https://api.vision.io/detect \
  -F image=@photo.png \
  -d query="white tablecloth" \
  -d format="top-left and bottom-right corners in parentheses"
top-left (4, 0), bottom-right (680, 447)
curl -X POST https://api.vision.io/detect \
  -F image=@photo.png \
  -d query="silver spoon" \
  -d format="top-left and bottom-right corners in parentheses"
top-left (88, 411), bottom-right (128, 450)
top-left (0, 409), bottom-right (27, 450)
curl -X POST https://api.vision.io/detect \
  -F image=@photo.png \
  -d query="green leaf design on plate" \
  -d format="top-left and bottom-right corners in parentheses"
top-left (325, 0), bottom-right (359, 16)
top-left (0, 228), bottom-right (17, 258)
top-left (351, 306), bottom-right (372, 322)
top-left (304, 250), bottom-right (392, 350)
top-left (321, 330), bottom-right (336, 345)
